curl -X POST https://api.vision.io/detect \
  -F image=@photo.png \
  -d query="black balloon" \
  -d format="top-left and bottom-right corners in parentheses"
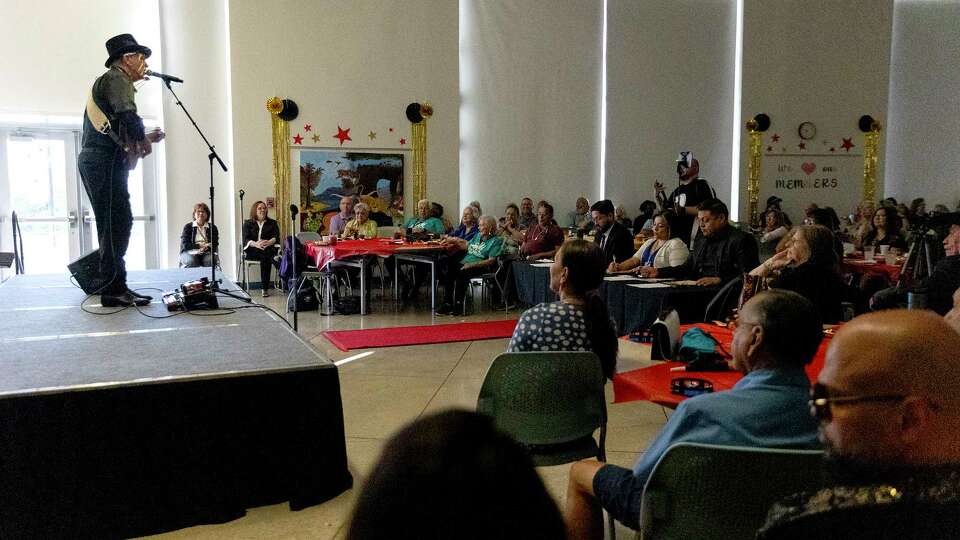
top-left (754, 113), bottom-right (771, 132)
top-left (858, 115), bottom-right (876, 133)
top-left (278, 99), bottom-right (299, 121)
top-left (406, 102), bottom-right (423, 123)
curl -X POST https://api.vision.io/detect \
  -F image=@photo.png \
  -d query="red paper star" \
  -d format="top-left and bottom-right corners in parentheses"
top-left (333, 126), bottom-right (352, 146)
top-left (304, 124), bottom-right (312, 132)
top-left (399, 137), bottom-right (407, 145)
top-left (766, 146), bottom-right (773, 152)
top-left (292, 133), bottom-right (303, 145)
top-left (798, 142), bottom-right (806, 150)
top-left (771, 133), bottom-right (780, 143)
top-left (840, 137), bottom-right (855, 152)
top-left (388, 127), bottom-right (394, 132)
top-left (830, 147), bottom-right (836, 152)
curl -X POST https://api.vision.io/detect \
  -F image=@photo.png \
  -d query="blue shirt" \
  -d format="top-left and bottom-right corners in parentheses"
top-left (632, 368), bottom-right (819, 483)
top-left (451, 223), bottom-right (479, 241)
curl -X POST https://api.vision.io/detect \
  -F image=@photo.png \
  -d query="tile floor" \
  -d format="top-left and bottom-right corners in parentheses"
top-left (145, 290), bottom-right (669, 539)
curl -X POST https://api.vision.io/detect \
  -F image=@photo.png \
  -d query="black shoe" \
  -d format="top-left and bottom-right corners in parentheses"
top-left (436, 303), bottom-right (453, 315)
top-left (101, 291), bottom-right (150, 307)
top-left (127, 289), bottom-right (153, 301)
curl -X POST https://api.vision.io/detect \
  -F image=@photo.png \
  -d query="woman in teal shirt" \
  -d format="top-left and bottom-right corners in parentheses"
top-left (437, 216), bottom-right (503, 315)
top-left (403, 199), bottom-right (446, 236)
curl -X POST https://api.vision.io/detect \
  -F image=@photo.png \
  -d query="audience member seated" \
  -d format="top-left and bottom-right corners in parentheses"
top-left (850, 200), bottom-right (876, 248)
top-left (758, 310), bottom-right (960, 540)
top-left (763, 196), bottom-right (793, 227)
top-left (945, 288), bottom-right (960, 334)
top-left (179, 202), bottom-right (219, 267)
top-left (468, 200), bottom-right (482, 216)
top-left (564, 290), bottom-right (823, 539)
top-left (609, 213), bottom-right (688, 275)
top-left (858, 206), bottom-right (908, 252)
top-left (498, 203), bottom-right (523, 257)
top-left (432, 202), bottom-right (454, 233)
top-left (654, 151), bottom-right (715, 246)
top-left (808, 207), bottom-right (845, 257)
top-left (403, 199), bottom-right (446, 236)
top-left (345, 409), bottom-right (566, 540)
top-left (507, 239), bottom-right (618, 379)
top-left (749, 225), bottom-right (845, 323)
top-left (437, 216), bottom-right (503, 316)
top-left (910, 197), bottom-right (927, 220)
top-left (871, 221), bottom-right (960, 315)
top-left (590, 199), bottom-right (635, 265)
top-left (520, 203), bottom-right (565, 261)
top-left (450, 205), bottom-right (480, 241)
top-left (569, 197), bottom-right (593, 234)
top-left (518, 197), bottom-right (537, 229)
top-left (328, 196), bottom-right (354, 237)
top-left (760, 208), bottom-right (790, 260)
top-left (614, 204), bottom-right (632, 230)
top-left (342, 202), bottom-right (378, 239)
top-left (632, 200), bottom-right (657, 240)
top-left (652, 199), bottom-right (759, 287)
top-left (242, 200), bottom-right (280, 297)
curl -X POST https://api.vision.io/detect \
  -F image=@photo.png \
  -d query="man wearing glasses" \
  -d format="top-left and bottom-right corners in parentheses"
top-left (760, 310), bottom-right (960, 539)
top-left (565, 290), bottom-right (822, 540)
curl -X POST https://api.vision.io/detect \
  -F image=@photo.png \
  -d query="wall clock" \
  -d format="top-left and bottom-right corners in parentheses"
top-left (798, 121), bottom-right (817, 140)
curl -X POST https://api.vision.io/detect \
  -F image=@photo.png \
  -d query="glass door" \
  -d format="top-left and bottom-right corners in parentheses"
top-left (0, 126), bottom-right (159, 275)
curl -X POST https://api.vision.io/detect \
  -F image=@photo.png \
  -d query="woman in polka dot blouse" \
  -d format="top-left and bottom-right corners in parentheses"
top-left (507, 239), bottom-right (618, 378)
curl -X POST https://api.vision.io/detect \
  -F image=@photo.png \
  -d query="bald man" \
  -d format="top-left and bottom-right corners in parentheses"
top-left (759, 310), bottom-right (960, 539)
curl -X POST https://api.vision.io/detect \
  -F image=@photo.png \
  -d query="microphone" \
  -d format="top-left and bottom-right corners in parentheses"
top-left (289, 204), bottom-right (299, 218)
top-left (145, 70), bottom-right (183, 84)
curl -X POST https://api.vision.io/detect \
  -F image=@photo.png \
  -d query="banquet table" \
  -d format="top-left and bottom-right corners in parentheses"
top-left (514, 261), bottom-right (720, 333)
top-left (841, 256), bottom-right (902, 284)
top-left (612, 323), bottom-right (832, 407)
top-left (303, 239), bottom-right (443, 313)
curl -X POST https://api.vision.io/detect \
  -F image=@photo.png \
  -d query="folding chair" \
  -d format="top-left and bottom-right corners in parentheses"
top-left (637, 442), bottom-right (824, 540)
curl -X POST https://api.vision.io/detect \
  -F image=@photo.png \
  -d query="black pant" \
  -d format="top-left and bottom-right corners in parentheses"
top-left (442, 261), bottom-right (490, 306)
top-left (78, 149), bottom-right (132, 294)
top-left (245, 246), bottom-right (278, 289)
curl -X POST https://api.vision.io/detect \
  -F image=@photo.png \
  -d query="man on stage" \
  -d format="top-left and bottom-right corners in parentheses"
top-left (79, 34), bottom-right (164, 307)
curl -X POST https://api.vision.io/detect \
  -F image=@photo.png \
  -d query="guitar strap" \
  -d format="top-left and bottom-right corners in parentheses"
top-left (86, 87), bottom-right (113, 136)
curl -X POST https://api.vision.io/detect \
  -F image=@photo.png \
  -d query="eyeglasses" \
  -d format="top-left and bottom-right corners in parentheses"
top-left (808, 382), bottom-right (906, 421)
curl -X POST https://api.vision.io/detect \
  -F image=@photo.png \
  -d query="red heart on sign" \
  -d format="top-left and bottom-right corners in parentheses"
top-left (801, 162), bottom-right (816, 175)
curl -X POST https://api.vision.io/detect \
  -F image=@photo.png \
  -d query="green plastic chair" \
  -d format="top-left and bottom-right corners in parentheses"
top-left (476, 351), bottom-right (608, 467)
top-left (637, 442), bottom-right (825, 540)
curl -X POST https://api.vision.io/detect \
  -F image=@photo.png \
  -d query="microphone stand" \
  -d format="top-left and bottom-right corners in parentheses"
top-left (237, 189), bottom-right (245, 291)
top-left (288, 205), bottom-right (299, 332)
top-left (157, 78), bottom-right (228, 292)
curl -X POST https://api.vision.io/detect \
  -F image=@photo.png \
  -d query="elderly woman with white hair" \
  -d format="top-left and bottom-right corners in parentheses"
top-left (343, 202), bottom-right (378, 239)
top-left (403, 198), bottom-right (446, 236)
top-left (437, 215), bottom-right (504, 315)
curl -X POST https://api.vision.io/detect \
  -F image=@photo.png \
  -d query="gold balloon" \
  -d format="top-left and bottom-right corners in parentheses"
top-left (420, 102), bottom-right (434, 118)
top-left (266, 97), bottom-right (283, 115)
top-left (745, 119), bottom-right (758, 132)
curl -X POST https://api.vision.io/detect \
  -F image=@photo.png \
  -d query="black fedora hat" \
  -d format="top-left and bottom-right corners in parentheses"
top-left (104, 34), bottom-right (152, 68)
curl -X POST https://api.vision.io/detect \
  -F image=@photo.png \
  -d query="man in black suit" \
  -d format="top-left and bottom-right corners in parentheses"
top-left (591, 200), bottom-right (634, 264)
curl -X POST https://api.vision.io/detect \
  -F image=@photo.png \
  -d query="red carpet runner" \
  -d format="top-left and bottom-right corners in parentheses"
top-left (322, 320), bottom-right (519, 351)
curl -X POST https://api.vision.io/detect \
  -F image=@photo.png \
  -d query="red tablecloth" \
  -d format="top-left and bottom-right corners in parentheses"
top-left (841, 257), bottom-right (901, 283)
top-left (612, 323), bottom-right (832, 407)
top-left (304, 239), bottom-right (441, 269)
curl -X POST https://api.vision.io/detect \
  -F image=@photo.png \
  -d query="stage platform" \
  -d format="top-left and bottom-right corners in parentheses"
top-left (0, 269), bottom-right (353, 539)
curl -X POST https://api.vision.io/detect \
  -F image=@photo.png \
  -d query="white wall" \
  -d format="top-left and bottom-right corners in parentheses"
top-left (158, 0), bottom-right (235, 272)
top-left (605, 0), bottom-right (737, 219)
top-left (740, 0), bottom-right (893, 221)
top-left (459, 0), bottom-right (603, 221)
top-left (0, 0), bottom-right (163, 119)
top-left (227, 0), bottom-right (459, 223)
top-left (884, 0), bottom-right (960, 209)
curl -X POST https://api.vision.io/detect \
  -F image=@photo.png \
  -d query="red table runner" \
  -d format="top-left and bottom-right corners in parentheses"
top-left (612, 323), bottom-right (832, 407)
top-left (304, 238), bottom-right (442, 269)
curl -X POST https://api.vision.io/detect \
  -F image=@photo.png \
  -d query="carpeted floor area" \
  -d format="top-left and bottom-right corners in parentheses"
top-left (321, 319), bottom-right (518, 351)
